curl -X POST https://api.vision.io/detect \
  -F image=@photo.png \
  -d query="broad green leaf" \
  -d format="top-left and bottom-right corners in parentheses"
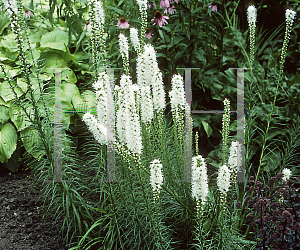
top-left (202, 120), bottom-right (212, 138)
top-left (0, 105), bottom-right (9, 124)
top-left (72, 90), bottom-right (96, 119)
top-left (40, 29), bottom-right (69, 51)
top-left (9, 102), bottom-right (35, 131)
top-left (0, 81), bottom-right (23, 102)
top-left (0, 122), bottom-right (17, 163)
top-left (0, 33), bottom-right (18, 52)
top-left (20, 126), bottom-right (45, 160)
top-left (62, 83), bottom-right (80, 103)
top-left (158, 30), bottom-right (164, 40)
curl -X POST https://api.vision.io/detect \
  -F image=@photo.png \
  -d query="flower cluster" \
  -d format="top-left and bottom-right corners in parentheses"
top-left (217, 164), bottom-right (231, 207)
top-left (136, 0), bottom-right (147, 47)
top-left (130, 27), bottom-right (141, 55)
top-left (227, 141), bottom-right (243, 182)
top-left (116, 74), bottom-right (143, 155)
top-left (2, 0), bottom-right (18, 16)
top-left (191, 155), bottom-right (209, 215)
top-left (87, 0), bottom-right (107, 72)
top-left (82, 72), bottom-right (115, 145)
top-left (117, 17), bottom-right (130, 29)
top-left (282, 168), bottom-right (292, 182)
top-left (222, 98), bottom-right (230, 164)
top-left (150, 159), bottom-right (164, 203)
top-left (82, 112), bottom-right (107, 145)
top-left (135, 44), bottom-right (166, 113)
top-left (151, 11), bottom-right (169, 27)
top-left (119, 33), bottom-right (130, 75)
top-left (247, 5), bottom-right (257, 68)
top-left (169, 74), bottom-right (186, 113)
top-left (279, 8), bottom-right (296, 76)
top-left (209, 4), bottom-right (217, 12)
top-left (139, 85), bottom-right (154, 124)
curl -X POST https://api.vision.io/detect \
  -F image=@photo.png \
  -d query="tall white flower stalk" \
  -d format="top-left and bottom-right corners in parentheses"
top-left (87, 0), bottom-right (107, 74)
top-left (149, 158), bottom-right (169, 248)
top-left (169, 74), bottom-right (186, 155)
top-left (150, 159), bottom-right (164, 202)
top-left (191, 155), bottom-right (209, 247)
top-left (247, 5), bottom-right (256, 68)
top-left (227, 141), bottom-right (242, 183)
top-left (255, 8), bottom-right (296, 182)
top-left (119, 33), bottom-right (130, 76)
top-left (279, 9), bottom-right (296, 77)
top-left (222, 98), bottom-right (230, 165)
top-left (135, 43), bottom-right (166, 166)
top-left (82, 72), bottom-right (114, 146)
top-left (136, 0), bottom-right (148, 50)
top-left (136, 43), bottom-right (166, 120)
top-left (191, 155), bottom-right (209, 217)
top-left (217, 164), bottom-right (231, 209)
top-left (2, 0), bottom-right (18, 16)
top-left (136, 44), bottom-right (160, 89)
top-left (130, 27), bottom-right (142, 56)
top-left (116, 74), bottom-right (143, 155)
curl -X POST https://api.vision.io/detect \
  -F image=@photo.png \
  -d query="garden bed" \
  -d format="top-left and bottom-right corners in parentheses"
top-left (0, 166), bottom-right (71, 250)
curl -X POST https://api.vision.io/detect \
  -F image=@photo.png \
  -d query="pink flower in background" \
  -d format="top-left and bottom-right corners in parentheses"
top-left (84, 21), bottom-right (90, 30)
top-left (171, 0), bottom-right (178, 3)
top-left (24, 9), bottom-right (32, 18)
top-left (160, 0), bottom-right (170, 8)
top-left (151, 11), bottom-right (169, 27)
top-left (169, 6), bottom-right (176, 14)
top-left (118, 17), bottom-right (129, 29)
top-left (145, 27), bottom-right (152, 39)
top-left (209, 4), bottom-right (217, 12)
top-left (148, 3), bottom-right (156, 8)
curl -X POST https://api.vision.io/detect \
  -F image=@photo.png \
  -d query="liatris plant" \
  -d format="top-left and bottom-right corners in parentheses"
top-left (149, 158), bottom-right (169, 249)
top-left (227, 141), bottom-right (242, 183)
top-left (255, 7), bottom-right (297, 182)
top-left (191, 155), bottom-right (209, 248)
top-left (237, 170), bottom-right (300, 249)
top-left (86, 0), bottom-right (107, 75)
top-left (217, 164), bottom-right (231, 210)
top-left (222, 98), bottom-right (230, 165)
top-left (77, 0), bottom-right (256, 249)
top-left (247, 4), bottom-right (256, 69)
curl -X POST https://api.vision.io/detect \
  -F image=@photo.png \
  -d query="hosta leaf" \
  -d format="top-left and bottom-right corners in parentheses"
top-left (40, 29), bottom-right (68, 51)
top-left (20, 126), bottom-right (45, 160)
top-left (62, 83), bottom-right (80, 103)
top-left (0, 80), bottom-right (23, 102)
top-left (9, 102), bottom-right (35, 131)
top-left (0, 105), bottom-right (10, 124)
top-left (0, 122), bottom-right (17, 163)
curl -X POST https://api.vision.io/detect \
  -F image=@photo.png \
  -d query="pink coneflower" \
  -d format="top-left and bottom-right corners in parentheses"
top-left (164, 6), bottom-right (176, 14)
top-left (145, 27), bottom-right (152, 39)
top-left (151, 11), bottom-right (169, 27)
top-left (168, 6), bottom-right (176, 14)
top-left (84, 21), bottom-right (90, 30)
top-left (209, 4), bottom-right (217, 12)
top-left (160, 0), bottom-right (170, 8)
top-left (24, 9), bottom-right (32, 18)
top-left (118, 17), bottom-right (129, 29)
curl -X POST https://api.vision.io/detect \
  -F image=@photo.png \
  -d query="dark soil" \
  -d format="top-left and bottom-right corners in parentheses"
top-left (0, 165), bottom-right (70, 250)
